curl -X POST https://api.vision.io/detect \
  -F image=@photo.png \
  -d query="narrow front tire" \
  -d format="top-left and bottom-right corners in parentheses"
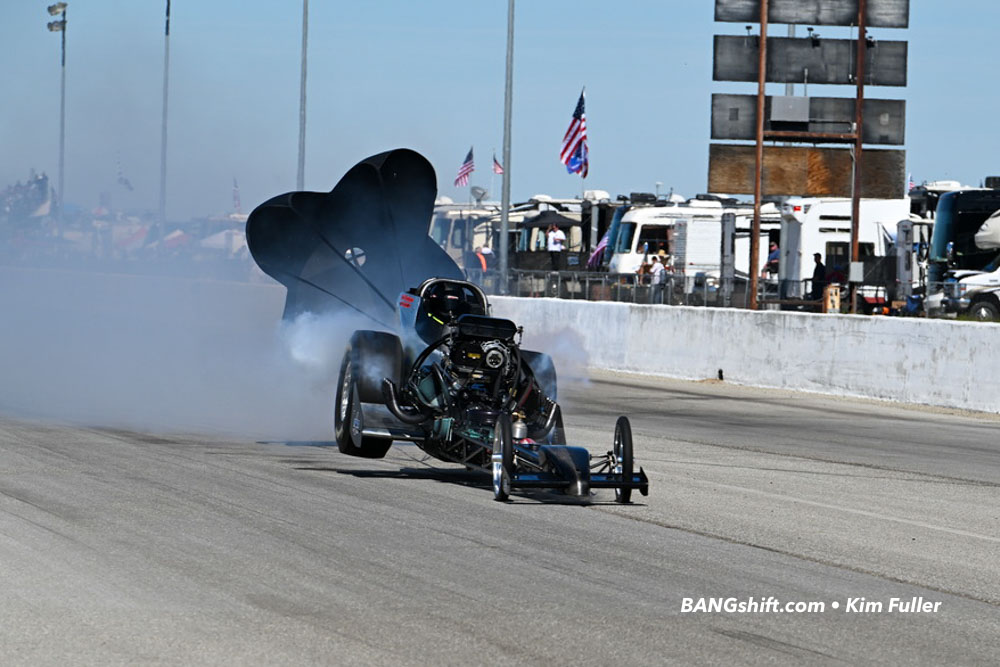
top-left (613, 416), bottom-right (634, 504)
top-left (492, 413), bottom-right (514, 502)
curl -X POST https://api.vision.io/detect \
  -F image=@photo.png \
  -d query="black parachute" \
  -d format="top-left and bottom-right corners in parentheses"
top-left (246, 149), bottom-right (463, 328)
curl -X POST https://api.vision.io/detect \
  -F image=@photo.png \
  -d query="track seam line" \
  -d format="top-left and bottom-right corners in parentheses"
top-left (638, 434), bottom-right (1000, 489)
top-left (592, 507), bottom-right (1000, 608)
top-left (686, 478), bottom-right (1000, 544)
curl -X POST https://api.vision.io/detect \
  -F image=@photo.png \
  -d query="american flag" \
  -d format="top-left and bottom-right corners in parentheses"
top-left (493, 153), bottom-right (504, 175)
top-left (559, 89), bottom-right (588, 178)
top-left (587, 230), bottom-right (609, 269)
top-left (908, 173), bottom-right (915, 191)
top-left (454, 147), bottom-right (475, 187)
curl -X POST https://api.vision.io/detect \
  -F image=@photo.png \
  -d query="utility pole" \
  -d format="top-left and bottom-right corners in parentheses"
top-left (159, 0), bottom-right (171, 226)
top-left (297, 0), bottom-right (309, 190)
top-left (499, 0), bottom-right (515, 294)
top-left (849, 0), bottom-right (868, 314)
top-left (58, 8), bottom-right (66, 221)
top-left (749, 0), bottom-right (768, 310)
top-left (785, 25), bottom-right (794, 96)
top-left (46, 3), bottom-right (68, 221)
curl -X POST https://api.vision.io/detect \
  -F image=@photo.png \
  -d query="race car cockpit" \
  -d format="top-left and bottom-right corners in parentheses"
top-left (413, 278), bottom-right (489, 343)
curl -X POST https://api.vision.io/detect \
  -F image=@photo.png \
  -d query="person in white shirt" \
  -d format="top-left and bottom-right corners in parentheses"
top-left (648, 255), bottom-right (668, 303)
top-left (546, 224), bottom-right (566, 270)
top-left (648, 255), bottom-right (665, 283)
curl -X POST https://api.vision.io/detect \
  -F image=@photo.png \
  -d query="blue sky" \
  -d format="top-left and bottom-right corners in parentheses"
top-left (1, 1), bottom-right (997, 219)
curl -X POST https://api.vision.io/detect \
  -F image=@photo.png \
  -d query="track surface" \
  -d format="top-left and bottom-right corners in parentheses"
top-left (2, 372), bottom-right (998, 665)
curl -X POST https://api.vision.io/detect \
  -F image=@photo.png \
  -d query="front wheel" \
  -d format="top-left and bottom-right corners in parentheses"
top-left (492, 413), bottom-right (514, 502)
top-left (970, 299), bottom-right (1000, 322)
top-left (613, 416), bottom-right (634, 504)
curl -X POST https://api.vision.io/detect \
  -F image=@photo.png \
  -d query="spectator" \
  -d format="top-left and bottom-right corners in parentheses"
top-left (648, 255), bottom-right (667, 303)
top-left (649, 255), bottom-right (665, 283)
top-left (473, 246), bottom-right (488, 272)
top-left (766, 241), bottom-right (780, 275)
top-left (480, 245), bottom-right (496, 270)
top-left (810, 253), bottom-right (827, 299)
top-left (546, 223), bottom-right (565, 270)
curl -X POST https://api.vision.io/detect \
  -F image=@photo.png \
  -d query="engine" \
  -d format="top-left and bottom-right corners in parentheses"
top-left (399, 312), bottom-right (556, 454)
top-left (416, 315), bottom-right (520, 413)
top-left (407, 316), bottom-right (519, 413)
top-left (446, 338), bottom-right (515, 399)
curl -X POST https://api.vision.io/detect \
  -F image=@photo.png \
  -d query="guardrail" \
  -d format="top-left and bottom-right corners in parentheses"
top-left (489, 296), bottom-right (1000, 413)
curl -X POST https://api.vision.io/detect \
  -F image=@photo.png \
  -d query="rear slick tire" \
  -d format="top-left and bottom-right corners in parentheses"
top-left (334, 347), bottom-right (392, 459)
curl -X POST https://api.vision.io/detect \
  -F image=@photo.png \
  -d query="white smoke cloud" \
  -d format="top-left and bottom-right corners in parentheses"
top-left (518, 325), bottom-right (590, 382)
top-left (0, 266), bottom-right (371, 441)
top-left (281, 311), bottom-right (351, 373)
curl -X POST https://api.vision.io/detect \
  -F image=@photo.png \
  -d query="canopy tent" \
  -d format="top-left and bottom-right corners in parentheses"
top-left (519, 210), bottom-right (579, 229)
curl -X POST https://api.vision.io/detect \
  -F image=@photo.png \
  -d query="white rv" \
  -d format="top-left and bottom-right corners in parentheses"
top-left (429, 198), bottom-right (501, 269)
top-left (607, 196), bottom-right (781, 277)
top-left (780, 197), bottom-right (912, 288)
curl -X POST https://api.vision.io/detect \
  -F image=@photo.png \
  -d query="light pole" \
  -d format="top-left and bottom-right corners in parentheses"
top-left (297, 0), bottom-right (308, 190)
top-left (498, 0), bottom-right (515, 293)
top-left (46, 2), bottom-right (67, 220)
top-left (159, 1), bottom-right (171, 226)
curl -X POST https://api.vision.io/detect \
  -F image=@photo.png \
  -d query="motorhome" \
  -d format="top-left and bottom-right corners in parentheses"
top-left (939, 209), bottom-right (1000, 320)
top-left (779, 197), bottom-right (911, 292)
top-left (928, 188), bottom-right (1000, 318)
top-left (495, 196), bottom-right (585, 270)
top-left (908, 180), bottom-right (969, 219)
top-left (468, 192), bottom-right (615, 271)
top-left (926, 188), bottom-right (1000, 282)
top-left (606, 195), bottom-right (782, 277)
top-left (429, 198), bottom-right (500, 270)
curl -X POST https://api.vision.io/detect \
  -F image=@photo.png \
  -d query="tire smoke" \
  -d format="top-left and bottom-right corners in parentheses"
top-left (0, 267), bottom-right (364, 440)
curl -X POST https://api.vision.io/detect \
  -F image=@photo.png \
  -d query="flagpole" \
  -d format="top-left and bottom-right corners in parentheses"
top-left (297, 0), bottom-right (308, 190)
top-left (58, 8), bottom-right (66, 223)
top-left (499, 0), bottom-right (515, 294)
top-left (159, 0), bottom-right (170, 227)
top-left (580, 88), bottom-right (586, 203)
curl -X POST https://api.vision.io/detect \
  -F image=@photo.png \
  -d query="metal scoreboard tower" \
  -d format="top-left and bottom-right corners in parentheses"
top-left (709, 0), bottom-right (909, 310)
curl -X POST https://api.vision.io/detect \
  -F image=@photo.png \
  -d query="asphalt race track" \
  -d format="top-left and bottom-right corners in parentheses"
top-left (1, 269), bottom-right (998, 664)
top-left (1, 373), bottom-right (998, 665)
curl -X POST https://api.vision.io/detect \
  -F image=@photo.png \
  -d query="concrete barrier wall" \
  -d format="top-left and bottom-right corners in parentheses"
top-left (491, 297), bottom-right (999, 414)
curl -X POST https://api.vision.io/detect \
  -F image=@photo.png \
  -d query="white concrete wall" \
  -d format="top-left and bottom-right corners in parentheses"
top-left (491, 297), bottom-right (999, 413)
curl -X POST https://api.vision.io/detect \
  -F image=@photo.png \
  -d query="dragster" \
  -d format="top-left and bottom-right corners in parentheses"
top-left (246, 148), bottom-right (648, 502)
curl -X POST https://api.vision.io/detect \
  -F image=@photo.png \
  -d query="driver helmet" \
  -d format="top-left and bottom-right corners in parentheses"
top-left (424, 283), bottom-right (470, 322)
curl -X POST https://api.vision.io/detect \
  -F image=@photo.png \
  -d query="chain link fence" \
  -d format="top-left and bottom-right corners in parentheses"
top-left (468, 268), bottom-right (875, 313)
top-left (466, 268), bottom-right (740, 307)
